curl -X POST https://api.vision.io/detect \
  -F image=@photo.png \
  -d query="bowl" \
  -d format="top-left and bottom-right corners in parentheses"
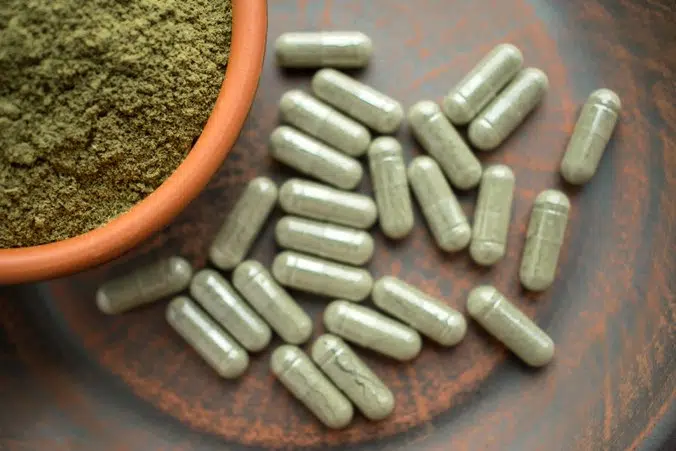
top-left (0, 0), bottom-right (268, 284)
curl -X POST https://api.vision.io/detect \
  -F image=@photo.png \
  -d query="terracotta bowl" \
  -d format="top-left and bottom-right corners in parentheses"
top-left (0, 0), bottom-right (268, 284)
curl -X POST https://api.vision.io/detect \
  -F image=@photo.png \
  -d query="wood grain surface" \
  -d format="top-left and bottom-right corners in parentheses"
top-left (1, 0), bottom-right (675, 450)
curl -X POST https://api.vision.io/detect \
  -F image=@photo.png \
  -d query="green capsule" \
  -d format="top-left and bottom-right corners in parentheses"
top-left (408, 156), bottom-right (471, 252)
top-left (560, 89), bottom-right (621, 185)
top-left (467, 286), bottom-right (554, 367)
top-left (275, 32), bottom-right (373, 69)
top-left (311, 334), bottom-right (395, 421)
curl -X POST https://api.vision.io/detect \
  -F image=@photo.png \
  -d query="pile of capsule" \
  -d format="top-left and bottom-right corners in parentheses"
top-left (96, 31), bottom-right (621, 429)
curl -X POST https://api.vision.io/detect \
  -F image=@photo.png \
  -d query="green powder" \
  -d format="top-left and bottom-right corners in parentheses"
top-left (0, 0), bottom-right (232, 248)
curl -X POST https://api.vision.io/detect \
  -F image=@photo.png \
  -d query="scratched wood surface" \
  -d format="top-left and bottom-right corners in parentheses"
top-left (1, 0), bottom-right (674, 450)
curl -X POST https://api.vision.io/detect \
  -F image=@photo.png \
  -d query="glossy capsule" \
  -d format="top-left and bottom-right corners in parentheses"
top-left (311, 334), bottom-right (395, 421)
top-left (232, 261), bottom-right (313, 345)
top-left (270, 126), bottom-right (363, 190)
top-left (272, 251), bottom-right (373, 302)
top-left (519, 190), bottom-right (570, 291)
top-left (443, 44), bottom-right (524, 125)
top-left (312, 68), bottom-right (404, 134)
top-left (278, 178), bottom-right (377, 229)
top-left (275, 31), bottom-right (373, 69)
top-left (468, 68), bottom-right (549, 151)
top-left (96, 256), bottom-right (193, 314)
top-left (324, 300), bottom-right (422, 361)
top-left (271, 345), bottom-right (354, 429)
top-left (467, 286), bottom-right (554, 367)
top-left (368, 137), bottom-right (414, 239)
top-left (209, 177), bottom-right (278, 270)
top-left (275, 216), bottom-right (375, 265)
top-left (560, 89), bottom-right (622, 185)
top-left (408, 100), bottom-right (482, 190)
top-left (190, 269), bottom-right (272, 352)
top-left (166, 297), bottom-right (249, 379)
top-left (372, 277), bottom-right (467, 347)
top-left (408, 156), bottom-right (471, 252)
top-left (470, 165), bottom-right (515, 266)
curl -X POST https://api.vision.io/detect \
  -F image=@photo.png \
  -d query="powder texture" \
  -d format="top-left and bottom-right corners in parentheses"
top-left (0, 0), bottom-right (232, 247)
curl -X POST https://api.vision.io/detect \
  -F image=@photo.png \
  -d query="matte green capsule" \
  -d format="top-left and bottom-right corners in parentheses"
top-left (232, 260), bottom-right (313, 345)
top-left (166, 297), bottom-right (249, 379)
top-left (209, 177), bottom-right (278, 270)
top-left (408, 156), bottom-right (471, 252)
top-left (468, 68), bottom-right (549, 151)
top-left (560, 89), bottom-right (622, 185)
top-left (519, 190), bottom-right (570, 291)
top-left (368, 137), bottom-right (414, 239)
top-left (311, 334), bottom-right (395, 421)
top-left (275, 216), bottom-right (375, 265)
top-left (312, 68), bottom-right (404, 134)
top-left (190, 269), bottom-right (272, 352)
top-left (470, 165), bottom-right (515, 266)
top-left (270, 126), bottom-right (363, 190)
top-left (323, 300), bottom-right (422, 361)
top-left (272, 251), bottom-right (373, 302)
top-left (443, 44), bottom-right (524, 125)
top-left (408, 100), bottom-right (482, 190)
top-left (278, 178), bottom-right (377, 229)
top-left (371, 277), bottom-right (467, 347)
top-left (467, 286), bottom-right (554, 367)
top-left (275, 32), bottom-right (373, 69)
top-left (96, 256), bottom-right (193, 314)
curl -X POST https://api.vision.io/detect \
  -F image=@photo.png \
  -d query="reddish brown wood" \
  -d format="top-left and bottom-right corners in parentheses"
top-left (1, 0), bottom-right (674, 449)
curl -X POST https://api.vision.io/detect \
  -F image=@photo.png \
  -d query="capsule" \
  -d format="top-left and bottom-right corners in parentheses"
top-left (323, 300), bottom-right (422, 361)
top-left (312, 68), bottom-right (404, 134)
top-left (371, 277), bottom-right (466, 347)
top-left (443, 44), bottom-right (524, 125)
top-left (408, 156), bottom-right (471, 252)
top-left (271, 345), bottom-right (354, 429)
top-left (279, 90), bottom-right (371, 157)
top-left (467, 286), bottom-right (554, 367)
top-left (190, 269), bottom-right (272, 352)
top-left (368, 137), bottom-right (414, 239)
top-left (166, 297), bottom-right (249, 379)
top-left (209, 177), bottom-right (278, 270)
top-left (560, 89), bottom-right (622, 185)
top-left (470, 165), bottom-right (515, 266)
top-left (468, 68), bottom-right (549, 151)
top-left (279, 178), bottom-right (377, 229)
top-left (272, 251), bottom-right (373, 302)
top-left (275, 31), bottom-right (373, 69)
top-left (232, 260), bottom-right (313, 345)
top-left (311, 334), bottom-right (394, 421)
top-left (96, 256), bottom-right (193, 314)
top-left (519, 190), bottom-right (570, 291)
top-left (408, 100), bottom-right (482, 190)
top-left (275, 216), bottom-right (375, 265)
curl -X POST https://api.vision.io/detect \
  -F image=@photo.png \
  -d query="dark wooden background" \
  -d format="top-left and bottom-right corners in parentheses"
top-left (1, 0), bottom-right (674, 449)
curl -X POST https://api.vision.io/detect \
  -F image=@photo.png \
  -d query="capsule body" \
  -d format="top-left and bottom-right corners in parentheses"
top-left (468, 68), bottom-right (549, 151)
top-left (324, 300), bottom-right (422, 361)
top-left (190, 269), bottom-right (272, 352)
top-left (312, 68), bottom-right (404, 134)
top-left (275, 31), bottom-right (372, 69)
top-left (519, 190), bottom-right (570, 291)
top-left (408, 100), bottom-right (482, 190)
top-left (96, 256), bottom-right (193, 314)
top-left (232, 261), bottom-right (313, 345)
top-left (209, 177), bottom-right (278, 270)
top-left (368, 137), bottom-right (414, 239)
top-left (467, 286), bottom-right (554, 367)
top-left (560, 89), bottom-right (621, 185)
top-left (443, 44), bottom-right (524, 125)
top-left (470, 165), bottom-right (515, 266)
top-left (311, 334), bottom-right (394, 421)
top-left (408, 156), bottom-right (471, 252)
top-left (166, 297), bottom-right (249, 379)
